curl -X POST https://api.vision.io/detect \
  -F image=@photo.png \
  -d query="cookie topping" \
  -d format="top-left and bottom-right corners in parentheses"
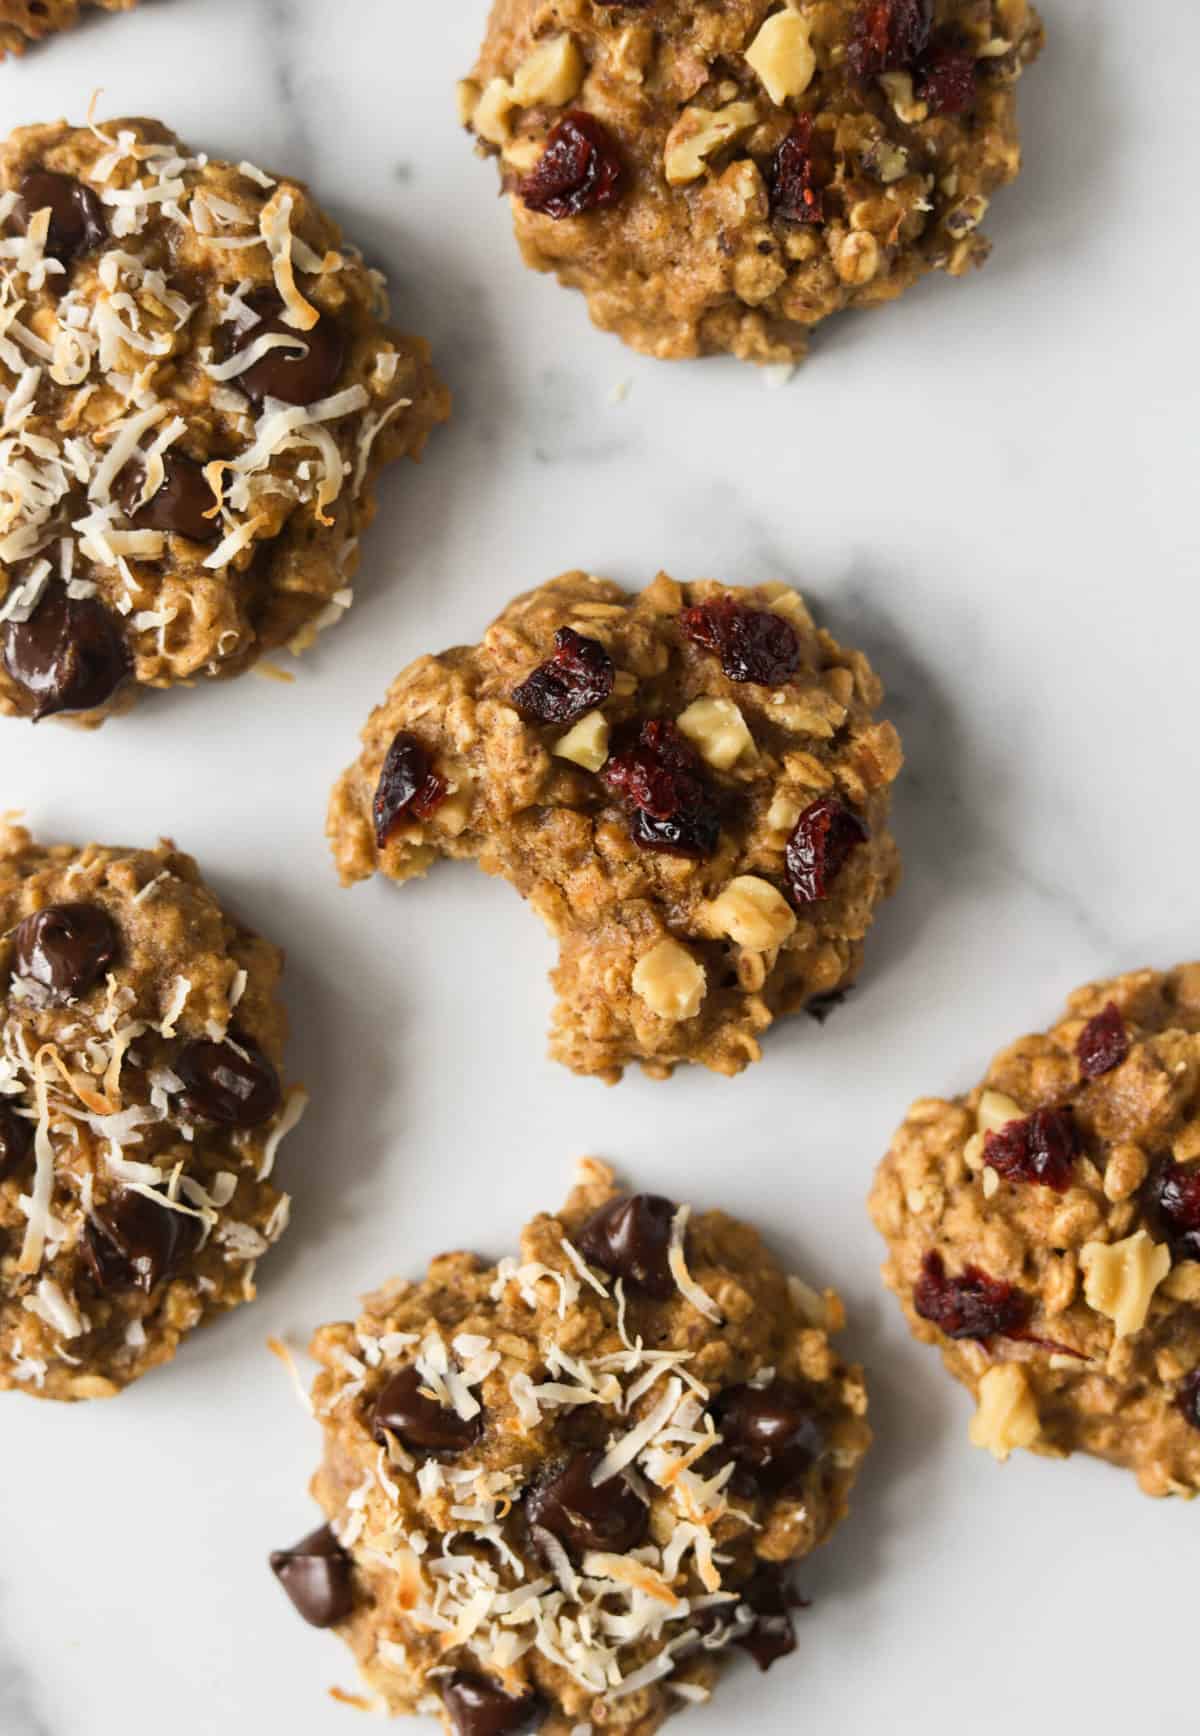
top-left (576, 1192), bottom-right (676, 1298)
top-left (1147, 1162), bottom-right (1200, 1263)
top-left (176, 1033), bottom-right (282, 1128)
top-left (601, 720), bottom-right (720, 860)
top-left (847, 0), bottom-right (932, 79)
top-left (511, 626), bottom-right (614, 726)
top-left (785, 796), bottom-right (868, 905)
top-left (680, 598), bottom-right (802, 686)
top-left (518, 111), bottom-right (624, 219)
top-left (1178, 1370), bottom-right (1200, 1432)
top-left (82, 1189), bottom-right (198, 1294)
top-left (1076, 1001), bottom-right (1130, 1079)
top-left (525, 1449), bottom-right (648, 1560)
top-left (769, 118), bottom-right (828, 228)
top-left (918, 30), bottom-right (977, 114)
top-left (442, 1672), bottom-right (547, 1736)
top-left (118, 453), bottom-right (221, 544)
top-left (12, 902), bottom-right (119, 1004)
top-left (0, 1101), bottom-right (33, 1180)
top-left (371, 1364), bottom-right (484, 1456)
top-left (270, 1524), bottom-right (355, 1628)
top-left (736, 1567), bottom-right (801, 1671)
top-left (715, 1380), bottom-right (824, 1491)
top-left (220, 288), bottom-right (346, 407)
top-left (13, 169), bottom-right (107, 264)
top-left (913, 1251), bottom-right (1032, 1341)
top-left (372, 731), bottom-right (448, 847)
top-left (3, 584), bottom-right (131, 720)
top-left (983, 1106), bottom-right (1078, 1193)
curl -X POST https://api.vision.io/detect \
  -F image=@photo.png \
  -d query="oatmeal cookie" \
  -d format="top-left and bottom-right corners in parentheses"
top-left (0, 116), bottom-right (449, 725)
top-left (272, 1159), bottom-right (870, 1733)
top-left (0, 0), bottom-right (133, 58)
top-left (0, 821), bottom-right (304, 1400)
top-left (461, 0), bottom-right (1042, 364)
top-left (870, 965), bottom-right (1200, 1497)
top-left (328, 571), bottom-right (902, 1081)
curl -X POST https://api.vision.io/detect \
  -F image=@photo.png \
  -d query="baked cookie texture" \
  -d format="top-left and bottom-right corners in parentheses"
top-left (0, 822), bottom-right (304, 1400)
top-left (0, 0), bottom-right (133, 59)
top-left (0, 116), bottom-right (449, 726)
top-left (461, 0), bottom-right (1043, 364)
top-left (328, 571), bottom-right (902, 1081)
top-left (273, 1160), bottom-right (870, 1733)
top-left (870, 966), bottom-right (1200, 1497)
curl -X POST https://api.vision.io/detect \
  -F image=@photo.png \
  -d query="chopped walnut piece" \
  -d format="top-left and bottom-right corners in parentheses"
top-left (663, 101), bottom-right (759, 187)
top-left (1080, 1231), bottom-right (1171, 1340)
top-left (704, 876), bottom-right (797, 952)
top-left (512, 34), bottom-right (585, 107)
top-left (745, 13), bottom-right (816, 104)
top-left (553, 709), bottom-right (610, 772)
top-left (968, 1364), bottom-right (1040, 1462)
top-left (675, 696), bottom-right (755, 770)
top-left (632, 938), bottom-right (707, 1021)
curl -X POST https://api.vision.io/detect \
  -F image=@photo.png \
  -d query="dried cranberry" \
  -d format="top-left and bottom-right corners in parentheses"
top-left (847, 0), bottom-right (932, 78)
top-left (373, 731), bottom-right (447, 848)
top-left (1076, 1002), bottom-right (1130, 1080)
top-left (511, 627), bottom-right (614, 726)
top-left (918, 30), bottom-right (977, 114)
top-left (1178, 1370), bottom-right (1200, 1431)
top-left (679, 598), bottom-right (802, 685)
top-left (769, 118), bottom-right (827, 228)
top-left (913, 1251), bottom-right (1031, 1341)
top-left (600, 720), bottom-right (720, 859)
top-left (784, 796), bottom-right (867, 905)
top-left (983, 1107), bottom-right (1078, 1193)
top-left (1146, 1161), bottom-right (1200, 1263)
top-left (518, 112), bottom-right (624, 220)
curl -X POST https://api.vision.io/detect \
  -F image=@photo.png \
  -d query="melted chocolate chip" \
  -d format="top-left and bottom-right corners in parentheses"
top-left (175, 1033), bottom-right (282, 1128)
top-left (576, 1192), bottom-right (676, 1298)
top-left (2, 581), bottom-right (130, 719)
top-left (0, 1102), bottom-right (33, 1182)
top-left (12, 169), bottom-right (107, 264)
top-left (269, 1523), bottom-right (355, 1628)
top-left (222, 290), bottom-right (345, 407)
top-left (525, 1450), bottom-right (648, 1561)
top-left (372, 1365), bottom-right (483, 1456)
top-left (737, 1567), bottom-right (803, 1671)
top-left (442, 1672), bottom-right (546, 1736)
top-left (82, 1190), bottom-right (198, 1294)
top-left (11, 902), bottom-right (119, 1004)
top-left (714, 1380), bottom-right (825, 1492)
top-left (118, 453), bottom-right (221, 544)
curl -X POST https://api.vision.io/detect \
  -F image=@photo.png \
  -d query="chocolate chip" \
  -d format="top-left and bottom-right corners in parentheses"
top-left (82, 1190), bottom-right (199, 1294)
top-left (371, 1365), bottom-right (482, 1456)
top-left (221, 289), bottom-right (345, 407)
top-left (442, 1672), bottom-right (546, 1736)
top-left (269, 1523), bottom-right (355, 1629)
top-left (118, 453), bottom-right (221, 544)
top-left (11, 902), bottom-right (119, 1004)
top-left (0, 1102), bottom-right (33, 1182)
top-left (175, 1033), bottom-right (282, 1128)
top-left (525, 1450), bottom-right (647, 1561)
top-left (576, 1192), bottom-right (676, 1298)
top-left (737, 1566), bottom-right (802, 1671)
top-left (714, 1380), bottom-right (825, 1492)
top-left (2, 581), bottom-right (130, 719)
top-left (12, 169), bottom-right (107, 264)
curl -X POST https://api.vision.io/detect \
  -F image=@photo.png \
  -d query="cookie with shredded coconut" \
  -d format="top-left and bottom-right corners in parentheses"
top-left (327, 569), bottom-right (902, 1081)
top-left (0, 0), bottom-right (134, 59)
top-left (273, 1159), bottom-right (870, 1733)
top-left (0, 116), bottom-right (449, 725)
top-left (0, 821), bottom-right (304, 1400)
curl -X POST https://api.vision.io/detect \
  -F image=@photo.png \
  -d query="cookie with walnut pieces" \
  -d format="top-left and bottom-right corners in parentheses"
top-left (0, 822), bottom-right (305, 1401)
top-left (271, 1159), bottom-right (870, 1733)
top-left (0, 0), bottom-right (133, 58)
top-left (460, 0), bottom-right (1043, 365)
top-left (870, 964), bottom-right (1200, 1497)
top-left (0, 116), bottom-right (449, 726)
top-left (327, 570), bottom-right (902, 1081)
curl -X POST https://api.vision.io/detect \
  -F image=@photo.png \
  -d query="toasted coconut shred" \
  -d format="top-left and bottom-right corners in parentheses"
top-left (301, 1164), bottom-right (872, 1729)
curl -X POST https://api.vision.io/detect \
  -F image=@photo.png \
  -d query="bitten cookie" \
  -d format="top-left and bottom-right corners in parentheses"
top-left (272, 1160), bottom-right (870, 1733)
top-left (0, 116), bottom-right (450, 725)
top-left (0, 822), bottom-right (305, 1400)
top-left (461, 0), bottom-right (1043, 364)
top-left (870, 966), bottom-right (1200, 1497)
top-left (328, 571), bottom-right (902, 1081)
top-left (0, 0), bottom-right (133, 59)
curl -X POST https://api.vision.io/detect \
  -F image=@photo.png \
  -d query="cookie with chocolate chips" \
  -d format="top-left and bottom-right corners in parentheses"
top-left (461, 0), bottom-right (1043, 364)
top-left (273, 1160), bottom-right (870, 1732)
top-left (0, 115), bottom-right (449, 725)
top-left (0, 0), bottom-right (134, 58)
top-left (0, 822), bottom-right (304, 1400)
top-left (328, 570), bottom-right (902, 1080)
top-left (870, 964), bottom-right (1200, 1497)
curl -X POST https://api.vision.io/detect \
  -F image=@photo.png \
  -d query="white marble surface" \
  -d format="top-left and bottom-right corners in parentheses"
top-left (2, 1), bottom-right (1198, 1732)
